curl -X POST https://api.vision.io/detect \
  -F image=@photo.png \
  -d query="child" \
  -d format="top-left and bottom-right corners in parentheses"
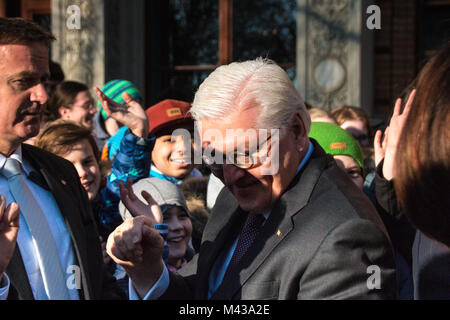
top-left (93, 79), bottom-right (143, 150)
top-left (38, 87), bottom-right (154, 238)
top-left (102, 99), bottom-right (202, 185)
top-left (308, 122), bottom-right (365, 189)
top-left (119, 177), bottom-right (194, 273)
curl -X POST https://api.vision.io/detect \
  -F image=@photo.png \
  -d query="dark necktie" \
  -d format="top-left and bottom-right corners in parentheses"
top-left (227, 213), bottom-right (265, 271)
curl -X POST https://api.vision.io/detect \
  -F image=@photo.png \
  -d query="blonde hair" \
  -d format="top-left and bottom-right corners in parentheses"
top-left (309, 107), bottom-right (336, 123)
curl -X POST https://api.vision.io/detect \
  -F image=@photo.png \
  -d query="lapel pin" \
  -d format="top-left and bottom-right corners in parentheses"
top-left (277, 229), bottom-right (282, 237)
top-left (61, 179), bottom-right (67, 185)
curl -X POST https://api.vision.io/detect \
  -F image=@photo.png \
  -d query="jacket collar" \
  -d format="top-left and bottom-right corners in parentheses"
top-left (20, 144), bottom-right (92, 299)
top-left (209, 140), bottom-right (332, 299)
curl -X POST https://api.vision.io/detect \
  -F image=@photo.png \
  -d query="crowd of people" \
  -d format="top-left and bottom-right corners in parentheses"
top-left (0, 17), bottom-right (449, 300)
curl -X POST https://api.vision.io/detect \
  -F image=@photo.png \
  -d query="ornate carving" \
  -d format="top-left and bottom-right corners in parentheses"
top-left (299, 0), bottom-right (357, 110)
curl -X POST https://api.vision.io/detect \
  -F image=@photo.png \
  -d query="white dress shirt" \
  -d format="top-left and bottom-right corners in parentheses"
top-left (0, 146), bottom-right (79, 300)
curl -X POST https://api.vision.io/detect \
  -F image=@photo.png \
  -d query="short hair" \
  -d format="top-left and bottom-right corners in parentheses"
top-left (35, 120), bottom-right (100, 162)
top-left (331, 106), bottom-right (373, 140)
top-left (0, 17), bottom-right (55, 46)
top-left (47, 81), bottom-right (89, 121)
top-left (395, 41), bottom-right (450, 247)
top-left (190, 58), bottom-right (311, 133)
top-left (309, 107), bottom-right (336, 123)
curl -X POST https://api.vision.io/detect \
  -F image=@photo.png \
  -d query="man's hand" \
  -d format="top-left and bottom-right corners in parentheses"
top-left (99, 236), bottom-right (112, 266)
top-left (94, 87), bottom-right (149, 138)
top-left (0, 196), bottom-right (20, 282)
top-left (381, 89), bottom-right (416, 180)
top-left (106, 216), bottom-right (164, 298)
top-left (119, 179), bottom-right (163, 224)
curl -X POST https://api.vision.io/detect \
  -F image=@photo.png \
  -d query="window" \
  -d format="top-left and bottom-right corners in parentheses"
top-left (147, 0), bottom-right (297, 104)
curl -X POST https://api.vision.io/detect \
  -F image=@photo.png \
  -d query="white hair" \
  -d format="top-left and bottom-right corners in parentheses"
top-left (190, 58), bottom-right (311, 133)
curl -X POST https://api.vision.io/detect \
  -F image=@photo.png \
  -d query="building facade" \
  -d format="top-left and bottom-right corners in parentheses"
top-left (1, 0), bottom-right (449, 126)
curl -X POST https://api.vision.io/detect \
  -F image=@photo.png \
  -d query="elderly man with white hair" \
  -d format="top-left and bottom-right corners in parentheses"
top-left (107, 58), bottom-right (397, 300)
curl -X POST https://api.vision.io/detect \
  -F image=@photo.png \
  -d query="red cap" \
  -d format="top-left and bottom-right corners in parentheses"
top-left (146, 99), bottom-right (193, 134)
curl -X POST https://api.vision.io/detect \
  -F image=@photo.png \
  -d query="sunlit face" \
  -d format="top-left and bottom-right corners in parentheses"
top-left (0, 43), bottom-right (49, 152)
top-left (164, 206), bottom-right (192, 268)
top-left (61, 139), bottom-right (101, 200)
top-left (59, 90), bottom-right (96, 128)
top-left (340, 120), bottom-right (370, 147)
top-left (333, 155), bottom-right (364, 190)
top-left (151, 125), bottom-right (195, 179)
top-left (199, 106), bottom-right (308, 214)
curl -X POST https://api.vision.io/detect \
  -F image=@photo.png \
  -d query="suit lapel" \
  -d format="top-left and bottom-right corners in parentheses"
top-left (38, 167), bottom-right (92, 299)
top-left (211, 142), bottom-right (331, 299)
top-left (6, 247), bottom-right (34, 300)
top-left (26, 170), bottom-right (50, 191)
top-left (21, 145), bottom-right (93, 299)
top-left (195, 189), bottom-right (245, 299)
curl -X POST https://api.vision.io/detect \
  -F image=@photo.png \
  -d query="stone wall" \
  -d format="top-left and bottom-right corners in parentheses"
top-left (51, 0), bottom-right (105, 90)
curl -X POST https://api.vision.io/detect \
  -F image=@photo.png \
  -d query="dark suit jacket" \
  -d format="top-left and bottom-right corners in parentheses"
top-left (161, 141), bottom-right (397, 300)
top-left (412, 231), bottom-right (450, 299)
top-left (374, 165), bottom-right (450, 299)
top-left (6, 144), bottom-right (125, 300)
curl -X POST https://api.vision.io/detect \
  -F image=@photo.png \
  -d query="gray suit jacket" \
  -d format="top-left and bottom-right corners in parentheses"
top-left (162, 141), bottom-right (397, 299)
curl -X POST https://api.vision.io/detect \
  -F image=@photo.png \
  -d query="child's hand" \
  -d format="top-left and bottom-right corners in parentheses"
top-left (119, 179), bottom-right (163, 224)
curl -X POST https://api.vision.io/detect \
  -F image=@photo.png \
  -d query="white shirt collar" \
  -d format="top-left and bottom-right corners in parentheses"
top-left (0, 145), bottom-right (31, 176)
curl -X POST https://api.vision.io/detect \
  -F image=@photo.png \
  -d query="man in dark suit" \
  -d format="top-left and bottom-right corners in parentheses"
top-left (107, 59), bottom-right (397, 299)
top-left (0, 17), bottom-right (124, 300)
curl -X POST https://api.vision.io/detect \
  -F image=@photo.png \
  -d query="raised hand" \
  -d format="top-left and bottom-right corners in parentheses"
top-left (374, 126), bottom-right (389, 167)
top-left (94, 87), bottom-right (149, 138)
top-left (382, 89), bottom-right (416, 180)
top-left (0, 196), bottom-right (20, 282)
top-left (119, 179), bottom-right (163, 224)
top-left (106, 215), bottom-right (165, 298)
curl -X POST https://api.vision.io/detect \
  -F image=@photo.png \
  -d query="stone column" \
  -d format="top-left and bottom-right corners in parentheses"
top-left (51, 0), bottom-right (105, 90)
top-left (297, 0), bottom-right (374, 114)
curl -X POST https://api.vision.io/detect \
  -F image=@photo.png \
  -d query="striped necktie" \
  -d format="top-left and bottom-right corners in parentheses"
top-left (1, 158), bottom-right (71, 299)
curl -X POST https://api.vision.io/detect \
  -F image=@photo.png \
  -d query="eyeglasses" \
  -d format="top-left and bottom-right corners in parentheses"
top-left (202, 134), bottom-right (272, 171)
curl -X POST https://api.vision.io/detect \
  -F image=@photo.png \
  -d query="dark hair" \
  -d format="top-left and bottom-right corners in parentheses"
top-left (47, 81), bottom-right (89, 120)
top-left (36, 120), bottom-right (100, 162)
top-left (395, 41), bottom-right (450, 247)
top-left (0, 17), bottom-right (55, 46)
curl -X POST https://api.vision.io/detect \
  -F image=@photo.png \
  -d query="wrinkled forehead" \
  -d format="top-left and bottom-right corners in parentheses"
top-left (197, 120), bottom-right (271, 152)
top-left (0, 43), bottom-right (49, 77)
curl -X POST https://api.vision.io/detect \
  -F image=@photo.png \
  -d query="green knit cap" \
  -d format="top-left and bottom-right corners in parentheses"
top-left (97, 80), bottom-right (142, 121)
top-left (308, 122), bottom-right (364, 169)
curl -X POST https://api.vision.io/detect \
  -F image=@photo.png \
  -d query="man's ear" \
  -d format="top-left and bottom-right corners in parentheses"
top-left (291, 111), bottom-right (309, 152)
top-left (58, 106), bottom-right (70, 118)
